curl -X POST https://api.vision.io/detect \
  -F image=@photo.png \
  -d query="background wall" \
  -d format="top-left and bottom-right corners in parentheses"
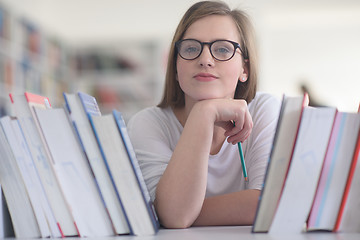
top-left (1, 0), bottom-right (359, 115)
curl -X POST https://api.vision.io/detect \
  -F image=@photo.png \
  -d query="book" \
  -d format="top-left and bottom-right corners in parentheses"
top-left (334, 128), bottom-right (360, 232)
top-left (113, 110), bottom-right (159, 232)
top-left (0, 121), bottom-right (40, 238)
top-left (335, 105), bottom-right (360, 233)
top-left (4, 116), bottom-right (64, 237)
top-left (9, 92), bottom-right (78, 237)
top-left (307, 111), bottom-right (360, 231)
top-left (89, 110), bottom-right (159, 236)
top-left (0, 116), bottom-right (56, 238)
top-left (269, 106), bottom-right (337, 234)
top-left (63, 92), bottom-right (130, 235)
top-left (33, 107), bottom-right (115, 237)
top-left (252, 93), bottom-right (309, 233)
top-left (8, 116), bottom-right (63, 238)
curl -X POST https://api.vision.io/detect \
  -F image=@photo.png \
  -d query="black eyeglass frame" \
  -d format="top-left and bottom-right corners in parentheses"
top-left (175, 39), bottom-right (248, 61)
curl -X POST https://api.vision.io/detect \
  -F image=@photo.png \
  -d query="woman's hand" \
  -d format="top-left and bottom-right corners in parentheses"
top-left (195, 98), bottom-right (253, 144)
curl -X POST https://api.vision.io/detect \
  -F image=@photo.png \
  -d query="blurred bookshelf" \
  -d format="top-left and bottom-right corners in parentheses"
top-left (0, 2), bottom-right (166, 122)
top-left (70, 40), bottom-right (166, 121)
top-left (0, 2), bottom-right (72, 116)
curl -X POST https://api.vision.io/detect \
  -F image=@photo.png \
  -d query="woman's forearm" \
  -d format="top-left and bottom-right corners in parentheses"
top-left (193, 189), bottom-right (261, 226)
top-left (154, 103), bottom-right (216, 228)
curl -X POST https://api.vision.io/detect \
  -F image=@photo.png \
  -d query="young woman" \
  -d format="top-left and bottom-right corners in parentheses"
top-left (127, 1), bottom-right (280, 228)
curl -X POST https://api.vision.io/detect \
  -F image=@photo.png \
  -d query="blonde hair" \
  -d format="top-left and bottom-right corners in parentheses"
top-left (158, 0), bottom-right (258, 108)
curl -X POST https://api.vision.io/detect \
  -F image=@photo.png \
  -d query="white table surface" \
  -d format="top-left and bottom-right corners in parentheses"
top-left (47, 226), bottom-right (360, 240)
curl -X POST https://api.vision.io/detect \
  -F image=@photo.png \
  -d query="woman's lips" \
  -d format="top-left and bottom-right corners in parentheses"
top-left (194, 73), bottom-right (218, 82)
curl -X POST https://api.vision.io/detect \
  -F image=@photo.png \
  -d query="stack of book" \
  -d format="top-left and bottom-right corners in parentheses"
top-left (252, 94), bottom-right (360, 234)
top-left (0, 92), bottom-right (159, 238)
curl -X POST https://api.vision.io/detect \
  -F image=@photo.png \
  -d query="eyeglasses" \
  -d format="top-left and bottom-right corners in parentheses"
top-left (175, 39), bottom-right (247, 61)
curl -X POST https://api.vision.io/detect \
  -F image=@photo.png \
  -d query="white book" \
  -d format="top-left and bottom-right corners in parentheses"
top-left (34, 107), bottom-right (114, 237)
top-left (0, 124), bottom-right (40, 238)
top-left (253, 94), bottom-right (308, 233)
top-left (1, 116), bottom-right (52, 237)
top-left (8, 117), bottom-right (62, 237)
top-left (336, 129), bottom-right (360, 232)
top-left (9, 92), bottom-right (78, 237)
top-left (308, 112), bottom-right (360, 231)
top-left (63, 92), bottom-right (130, 235)
top-left (269, 107), bottom-right (336, 234)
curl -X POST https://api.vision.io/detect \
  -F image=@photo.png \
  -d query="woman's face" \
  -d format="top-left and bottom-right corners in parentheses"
top-left (176, 15), bottom-right (248, 105)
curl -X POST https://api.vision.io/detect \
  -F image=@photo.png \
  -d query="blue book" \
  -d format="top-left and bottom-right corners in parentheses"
top-left (89, 110), bottom-right (159, 236)
top-left (113, 110), bottom-right (160, 233)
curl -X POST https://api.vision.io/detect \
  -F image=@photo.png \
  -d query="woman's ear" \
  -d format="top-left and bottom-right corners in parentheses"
top-left (239, 59), bottom-right (249, 82)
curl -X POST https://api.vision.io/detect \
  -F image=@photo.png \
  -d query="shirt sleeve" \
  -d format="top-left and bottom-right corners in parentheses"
top-left (127, 108), bottom-right (173, 202)
top-left (245, 93), bottom-right (281, 190)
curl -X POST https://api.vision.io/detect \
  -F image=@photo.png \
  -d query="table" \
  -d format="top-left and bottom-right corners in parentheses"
top-left (58, 226), bottom-right (360, 240)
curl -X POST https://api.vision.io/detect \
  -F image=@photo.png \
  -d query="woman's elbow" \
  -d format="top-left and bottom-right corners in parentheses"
top-left (155, 203), bottom-right (197, 229)
top-left (160, 216), bottom-right (193, 229)
top-left (153, 189), bottom-right (204, 229)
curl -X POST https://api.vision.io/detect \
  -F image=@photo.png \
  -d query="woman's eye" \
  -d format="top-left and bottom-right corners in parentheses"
top-left (185, 47), bottom-right (198, 53)
top-left (216, 47), bottom-right (230, 53)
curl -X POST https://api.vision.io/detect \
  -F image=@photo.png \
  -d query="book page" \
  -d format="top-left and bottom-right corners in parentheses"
top-left (269, 107), bottom-right (336, 233)
top-left (253, 95), bottom-right (307, 232)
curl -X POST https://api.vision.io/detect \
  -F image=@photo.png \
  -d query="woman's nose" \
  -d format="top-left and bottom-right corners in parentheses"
top-left (197, 46), bottom-right (215, 67)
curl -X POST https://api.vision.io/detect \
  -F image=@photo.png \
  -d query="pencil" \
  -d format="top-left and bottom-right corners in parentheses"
top-left (232, 121), bottom-right (248, 181)
top-left (237, 141), bottom-right (248, 182)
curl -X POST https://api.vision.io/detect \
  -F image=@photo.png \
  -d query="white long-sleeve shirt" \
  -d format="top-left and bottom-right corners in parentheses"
top-left (127, 92), bottom-right (281, 202)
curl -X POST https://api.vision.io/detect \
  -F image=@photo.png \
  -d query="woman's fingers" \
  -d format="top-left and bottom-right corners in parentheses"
top-left (201, 98), bottom-right (253, 143)
top-left (225, 108), bottom-right (253, 144)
